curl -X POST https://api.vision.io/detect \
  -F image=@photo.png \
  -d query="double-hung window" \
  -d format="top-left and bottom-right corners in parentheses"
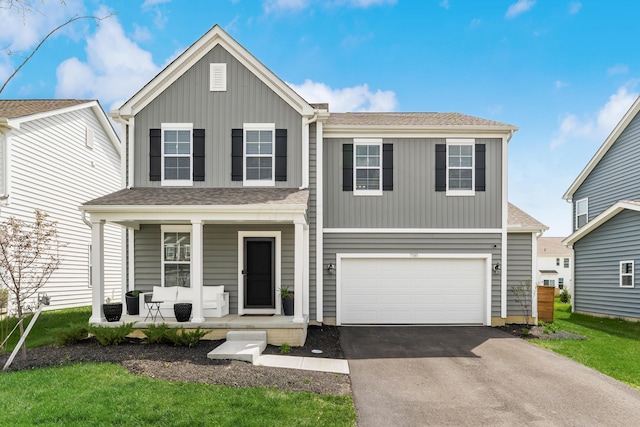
top-left (162, 226), bottom-right (191, 288)
top-left (162, 123), bottom-right (193, 186)
top-left (620, 260), bottom-right (634, 288)
top-left (564, 258), bottom-right (569, 268)
top-left (244, 123), bottom-right (275, 186)
top-left (446, 139), bottom-right (474, 195)
top-left (354, 139), bottom-right (382, 196)
top-left (575, 198), bottom-right (588, 229)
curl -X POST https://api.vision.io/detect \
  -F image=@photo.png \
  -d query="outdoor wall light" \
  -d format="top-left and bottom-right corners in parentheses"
top-left (327, 263), bottom-right (336, 274)
top-left (493, 263), bottom-right (501, 273)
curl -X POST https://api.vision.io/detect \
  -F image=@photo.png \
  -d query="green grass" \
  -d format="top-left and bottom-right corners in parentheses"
top-left (1, 306), bottom-right (91, 351)
top-left (533, 301), bottom-right (640, 390)
top-left (0, 363), bottom-right (356, 426)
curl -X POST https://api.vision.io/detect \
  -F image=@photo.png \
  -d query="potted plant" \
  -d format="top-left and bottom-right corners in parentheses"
top-left (125, 290), bottom-right (141, 315)
top-left (103, 296), bottom-right (123, 322)
top-left (279, 286), bottom-right (294, 316)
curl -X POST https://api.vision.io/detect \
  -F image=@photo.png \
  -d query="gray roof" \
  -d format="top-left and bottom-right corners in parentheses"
top-left (508, 203), bottom-right (548, 231)
top-left (0, 100), bottom-right (90, 119)
top-left (325, 112), bottom-right (517, 129)
top-left (83, 187), bottom-right (309, 206)
top-left (538, 237), bottom-right (572, 256)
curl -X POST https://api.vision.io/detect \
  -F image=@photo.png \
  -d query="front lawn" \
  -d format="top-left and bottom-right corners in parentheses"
top-left (0, 363), bottom-right (355, 426)
top-left (533, 302), bottom-right (640, 390)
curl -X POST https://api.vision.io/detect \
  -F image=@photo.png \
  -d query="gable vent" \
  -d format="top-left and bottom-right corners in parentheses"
top-left (210, 63), bottom-right (227, 92)
top-left (85, 126), bottom-right (94, 149)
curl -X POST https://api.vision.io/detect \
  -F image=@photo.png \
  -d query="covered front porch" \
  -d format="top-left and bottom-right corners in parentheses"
top-left (81, 187), bottom-right (310, 344)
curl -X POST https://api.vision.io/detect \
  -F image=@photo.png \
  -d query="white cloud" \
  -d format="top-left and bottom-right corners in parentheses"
top-left (569, 2), bottom-right (582, 14)
top-left (287, 79), bottom-right (397, 112)
top-left (551, 86), bottom-right (638, 149)
top-left (607, 64), bottom-right (629, 75)
top-left (505, 0), bottom-right (535, 19)
top-left (440, 0), bottom-right (450, 9)
top-left (55, 6), bottom-right (160, 109)
top-left (131, 23), bottom-right (153, 43)
top-left (142, 0), bottom-right (172, 8)
top-left (342, 0), bottom-right (397, 6)
top-left (263, 0), bottom-right (309, 13)
top-left (263, 0), bottom-right (395, 12)
top-left (554, 80), bottom-right (568, 89)
top-left (469, 18), bottom-right (481, 29)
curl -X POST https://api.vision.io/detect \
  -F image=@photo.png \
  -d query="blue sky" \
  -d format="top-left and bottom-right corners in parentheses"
top-left (1, 0), bottom-right (637, 237)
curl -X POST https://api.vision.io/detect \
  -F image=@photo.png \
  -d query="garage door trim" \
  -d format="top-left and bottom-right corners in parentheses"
top-left (336, 253), bottom-right (493, 326)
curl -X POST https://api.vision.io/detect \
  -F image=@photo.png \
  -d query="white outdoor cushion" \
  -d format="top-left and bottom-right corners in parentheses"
top-left (203, 286), bottom-right (225, 303)
top-left (176, 286), bottom-right (194, 301)
top-left (152, 286), bottom-right (177, 302)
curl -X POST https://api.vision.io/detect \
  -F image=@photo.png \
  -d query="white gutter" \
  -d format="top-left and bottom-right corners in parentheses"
top-left (301, 113), bottom-right (319, 190)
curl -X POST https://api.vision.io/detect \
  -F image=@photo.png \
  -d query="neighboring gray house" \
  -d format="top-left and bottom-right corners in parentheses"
top-left (82, 25), bottom-right (546, 345)
top-left (0, 100), bottom-right (122, 311)
top-left (564, 96), bottom-right (640, 321)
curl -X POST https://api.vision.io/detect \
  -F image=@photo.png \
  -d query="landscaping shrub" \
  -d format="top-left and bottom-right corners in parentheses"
top-left (142, 323), bottom-right (170, 344)
top-left (164, 327), bottom-right (207, 347)
top-left (56, 323), bottom-right (89, 346)
top-left (280, 343), bottom-right (291, 354)
top-left (560, 289), bottom-right (571, 304)
top-left (88, 323), bottom-right (134, 346)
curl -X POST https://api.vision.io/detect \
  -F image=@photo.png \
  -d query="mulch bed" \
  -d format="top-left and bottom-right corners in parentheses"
top-left (0, 325), bottom-right (351, 396)
top-left (498, 324), bottom-right (587, 340)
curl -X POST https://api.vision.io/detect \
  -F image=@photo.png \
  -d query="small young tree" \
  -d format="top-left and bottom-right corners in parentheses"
top-left (510, 280), bottom-right (534, 326)
top-left (0, 210), bottom-right (62, 355)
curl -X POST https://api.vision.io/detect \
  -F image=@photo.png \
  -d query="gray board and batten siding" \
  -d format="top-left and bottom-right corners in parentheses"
top-left (573, 209), bottom-right (640, 319)
top-left (323, 138), bottom-right (503, 229)
top-left (134, 224), bottom-right (296, 315)
top-left (321, 233), bottom-right (503, 319)
top-left (132, 44), bottom-right (303, 188)
top-left (572, 110), bottom-right (640, 230)
top-left (507, 232), bottom-right (534, 316)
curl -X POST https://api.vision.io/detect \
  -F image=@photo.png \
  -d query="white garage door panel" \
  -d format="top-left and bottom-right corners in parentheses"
top-left (340, 257), bottom-right (485, 324)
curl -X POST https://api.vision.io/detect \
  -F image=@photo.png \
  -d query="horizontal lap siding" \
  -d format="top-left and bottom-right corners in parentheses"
top-left (134, 44), bottom-right (302, 188)
top-left (322, 233), bottom-right (502, 318)
top-left (324, 138), bottom-right (502, 229)
top-left (507, 233), bottom-right (533, 316)
top-left (134, 224), bottom-right (295, 315)
top-left (574, 209), bottom-right (640, 318)
top-left (2, 108), bottom-right (121, 310)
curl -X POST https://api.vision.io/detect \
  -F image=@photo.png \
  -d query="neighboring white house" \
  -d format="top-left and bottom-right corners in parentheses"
top-left (537, 237), bottom-right (573, 293)
top-left (0, 100), bottom-right (122, 311)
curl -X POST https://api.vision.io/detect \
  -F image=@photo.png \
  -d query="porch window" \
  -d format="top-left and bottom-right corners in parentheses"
top-left (162, 226), bottom-right (191, 288)
top-left (620, 260), bottom-right (634, 288)
top-left (244, 123), bottom-right (275, 186)
top-left (162, 123), bottom-right (193, 186)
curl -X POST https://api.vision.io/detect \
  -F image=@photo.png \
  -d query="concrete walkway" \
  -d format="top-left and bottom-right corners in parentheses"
top-left (341, 326), bottom-right (640, 426)
top-left (255, 354), bottom-right (349, 374)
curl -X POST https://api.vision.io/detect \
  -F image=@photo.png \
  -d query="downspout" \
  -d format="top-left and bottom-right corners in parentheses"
top-left (301, 113), bottom-right (318, 190)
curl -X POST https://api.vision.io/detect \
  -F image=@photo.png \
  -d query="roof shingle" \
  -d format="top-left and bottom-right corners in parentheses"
top-left (325, 112), bottom-right (517, 129)
top-left (0, 99), bottom-right (90, 119)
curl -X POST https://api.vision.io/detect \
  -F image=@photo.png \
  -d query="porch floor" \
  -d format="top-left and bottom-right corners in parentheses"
top-left (98, 314), bottom-right (309, 346)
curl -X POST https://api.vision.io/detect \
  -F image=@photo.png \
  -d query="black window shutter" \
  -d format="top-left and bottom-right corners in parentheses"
top-left (382, 143), bottom-right (393, 191)
top-left (231, 128), bottom-right (243, 181)
top-left (475, 144), bottom-right (486, 191)
top-left (435, 144), bottom-right (446, 191)
top-left (193, 129), bottom-right (205, 181)
top-left (149, 128), bottom-right (161, 181)
top-left (275, 129), bottom-right (287, 181)
top-left (343, 144), bottom-right (353, 191)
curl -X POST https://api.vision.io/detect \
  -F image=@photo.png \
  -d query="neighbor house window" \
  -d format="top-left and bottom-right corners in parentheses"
top-left (543, 279), bottom-right (555, 287)
top-left (447, 139), bottom-right (474, 195)
top-left (620, 261), bottom-right (634, 288)
top-left (162, 124), bottom-right (193, 186)
top-left (556, 258), bottom-right (560, 266)
top-left (576, 198), bottom-right (588, 229)
top-left (354, 139), bottom-right (382, 196)
top-left (564, 258), bottom-right (569, 268)
top-left (244, 123), bottom-right (275, 186)
top-left (558, 278), bottom-right (564, 288)
top-left (162, 226), bottom-right (191, 288)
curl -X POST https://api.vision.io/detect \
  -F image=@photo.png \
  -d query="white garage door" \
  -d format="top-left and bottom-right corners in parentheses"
top-left (340, 257), bottom-right (486, 324)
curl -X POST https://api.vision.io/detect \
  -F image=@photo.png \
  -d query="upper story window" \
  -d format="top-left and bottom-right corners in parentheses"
top-left (575, 198), bottom-right (588, 229)
top-left (564, 258), bottom-right (569, 268)
top-left (244, 123), bottom-right (274, 187)
top-left (556, 258), bottom-right (560, 266)
top-left (162, 226), bottom-right (191, 288)
top-left (354, 139), bottom-right (382, 196)
top-left (620, 260), bottom-right (634, 288)
top-left (162, 123), bottom-right (193, 186)
top-left (446, 139), bottom-right (475, 196)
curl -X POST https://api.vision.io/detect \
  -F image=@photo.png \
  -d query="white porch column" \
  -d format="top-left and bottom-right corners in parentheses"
top-left (293, 220), bottom-right (304, 323)
top-left (89, 220), bottom-right (105, 323)
top-left (191, 219), bottom-right (204, 323)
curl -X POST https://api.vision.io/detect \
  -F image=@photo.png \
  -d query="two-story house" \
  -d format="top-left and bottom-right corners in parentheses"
top-left (537, 237), bottom-right (573, 293)
top-left (0, 100), bottom-right (121, 311)
top-left (564, 96), bottom-right (640, 320)
top-left (82, 25), bottom-right (546, 345)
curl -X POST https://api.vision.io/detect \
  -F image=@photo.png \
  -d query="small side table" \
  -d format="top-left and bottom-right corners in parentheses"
top-left (144, 301), bottom-right (165, 322)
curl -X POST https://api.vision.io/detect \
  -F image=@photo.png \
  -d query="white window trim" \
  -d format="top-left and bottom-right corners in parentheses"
top-left (620, 260), bottom-right (634, 288)
top-left (353, 138), bottom-right (383, 196)
top-left (161, 225), bottom-right (192, 288)
top-left (209, 63), bottom-right (227, 92)
top-left (446, 138), bottom-right (475, 197)
top-left (161, 123), bottom-right (193, 187)
top-left (243, 123), bottom-right (275, 187)
top-left (575, 198), bottom-right (588, 229)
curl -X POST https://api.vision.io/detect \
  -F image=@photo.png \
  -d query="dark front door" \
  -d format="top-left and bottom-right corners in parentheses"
top-left (244, 238), bottom-right (275, 308)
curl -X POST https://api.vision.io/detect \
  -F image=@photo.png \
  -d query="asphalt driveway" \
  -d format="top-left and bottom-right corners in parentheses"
top-left (340, 326), bottom-right (640, 426)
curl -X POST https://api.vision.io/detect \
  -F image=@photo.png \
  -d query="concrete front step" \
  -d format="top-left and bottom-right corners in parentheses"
top-left (207, 330), bottom-right (267, 363)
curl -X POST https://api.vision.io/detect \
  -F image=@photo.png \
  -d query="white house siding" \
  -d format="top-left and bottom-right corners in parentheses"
top-left (0, 107), bottom-right (121, 310)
